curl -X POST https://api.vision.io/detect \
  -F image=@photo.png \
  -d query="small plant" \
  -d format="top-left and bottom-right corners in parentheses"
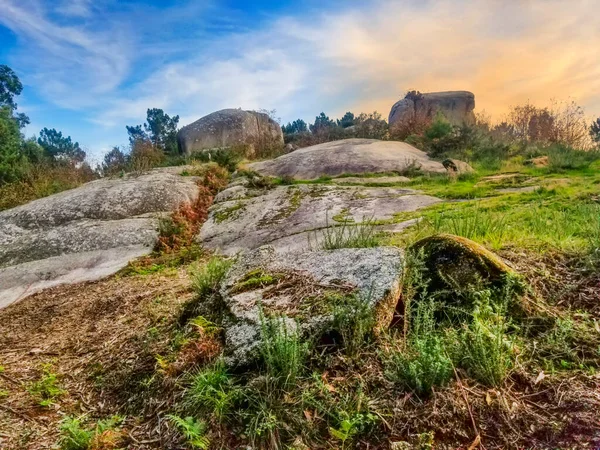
top-left (191, 256), bottom-right (232, 298)
top-left (332, 292), bottom-right (376, 358)
top-left (27, 362), bottom-right (65, 407)
top-left (319, 215), bottom-right (381, 250)
top-left (58, 415), bottom-right (124, 450)
top-left (384, 298), bottom-right (453, 397)
top-left (194, 148), bottom-right (241, 172)
top-left (259, 312), bottom-right (309, 386)
top-left (184, 360), bottom-right (240, 421)
top-left (167, 415), bottom-right (210, 449)
top-left (457, 290), bottom-right (515, 386)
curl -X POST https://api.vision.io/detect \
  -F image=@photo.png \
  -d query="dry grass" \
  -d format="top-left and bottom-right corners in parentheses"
top-left (0, 269), bottom-right (194, 449)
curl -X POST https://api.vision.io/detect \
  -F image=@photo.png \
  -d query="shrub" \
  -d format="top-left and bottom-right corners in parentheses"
top-left (455, 290), bottom-right (515, 386)
top-left (193, 148), bottom-right (241, 172)
top-left (27, 363), bottom-right (65, 407)
top-left (546, 143), bottom-right (600, 170)
top-left (384, 298), bottom-right (453, 397)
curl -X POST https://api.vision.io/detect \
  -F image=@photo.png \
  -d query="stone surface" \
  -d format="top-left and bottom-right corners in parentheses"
top-left (389, 91), bottom-right (476, 127)
top-left (0, 168), bottom-right (200, 308)
top-left (248, 138), bottom-right (446, 180)
top-left (177, 108), bottom-right (283, 156)
top-left (199, 184), bottom-right (441, 255)
top-left (410, 234), bottom-right (513, 293)
top-left (219, 246), bottom-right (403, 366)
top-left (442, 158), bottom-right (474, 174)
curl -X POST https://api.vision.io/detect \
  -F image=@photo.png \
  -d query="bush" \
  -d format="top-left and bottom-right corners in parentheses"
top-left (193, 148), bottom-right (241, 172)
top-left (546, 143), bottom-right (600, 170)
top-left (455, 290), bottom-right (515, 386)
top-left (384, 298), bottom-right (453, 397)
top-left (59, 415), bottom-right (124, 450)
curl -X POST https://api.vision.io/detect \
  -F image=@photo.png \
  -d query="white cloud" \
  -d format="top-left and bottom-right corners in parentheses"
top-left (56, 0), bottom-right (94, 18)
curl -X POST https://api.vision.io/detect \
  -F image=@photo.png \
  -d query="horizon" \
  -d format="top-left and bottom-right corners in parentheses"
top-left (1, 0), bottom-right (599, 161)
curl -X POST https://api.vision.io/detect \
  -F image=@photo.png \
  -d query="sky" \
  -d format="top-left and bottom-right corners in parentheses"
top-left (1, 0), bottom-right (600, 162)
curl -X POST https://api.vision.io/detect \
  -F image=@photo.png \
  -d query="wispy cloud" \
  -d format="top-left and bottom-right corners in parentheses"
top-left (55, 0), bottom-right (94, 18)
top-left (1, 0), bottom-right (599, 158)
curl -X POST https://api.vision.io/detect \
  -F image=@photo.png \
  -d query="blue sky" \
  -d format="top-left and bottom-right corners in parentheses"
top-left (2, 0), bottom-right (599, 163)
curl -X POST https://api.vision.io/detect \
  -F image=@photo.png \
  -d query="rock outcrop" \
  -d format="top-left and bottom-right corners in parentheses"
top-left (177, 109), bottom-right (284, 156)
top-left (199, 183), bottom-right (441, 255)
top-left (0, 168), bottom-right (200, 308)
top-left (219, 245), bottom-right (403, 366)
top-left (389, 91), bottom-right (476, 127)
top-left (248, 138), bottom-right (447, 180)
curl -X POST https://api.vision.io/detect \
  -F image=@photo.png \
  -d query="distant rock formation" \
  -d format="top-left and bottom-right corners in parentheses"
top-left (388, 91), bottom-right (476, 127)
top-left (177, 108), bottom-right (284, 156)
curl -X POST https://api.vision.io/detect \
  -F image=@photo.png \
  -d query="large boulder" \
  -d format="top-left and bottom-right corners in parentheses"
top-left (0, 168), bottom-right (200, 308)
top-left (389, 91), bottom-right (476, 127)
top-left (199, 183), bottom-right (441, 255)
top-left (219, 245), bottom-right (403, 366)
top-left (248, 138), bottom-right (446, 179)
top-left (177, 108), bottom-right (284, 156)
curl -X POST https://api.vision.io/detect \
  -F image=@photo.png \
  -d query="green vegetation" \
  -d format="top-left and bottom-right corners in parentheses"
top-left (58, 415), bottom-right (124, 450)
top-left (167, 415), bottom-right (210, 449)
top-left (319, 216), bottom-right (381, 249)
top-left (26, 362), bottom-right (65, 407)
top-left (184, 360), bottom-right (240, 421)
top-left (214, 201), bottom-right (245, 223)
top-left (191, 256), bottom-right (232, 299)
top-left (332, 292), bottom-right (376, 358)
top-left (259, 313), bottom-right (309, 386)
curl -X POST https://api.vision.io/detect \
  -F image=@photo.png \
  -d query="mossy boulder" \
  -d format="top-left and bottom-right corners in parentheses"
top-left (410, 234), bottom-right (514, 293)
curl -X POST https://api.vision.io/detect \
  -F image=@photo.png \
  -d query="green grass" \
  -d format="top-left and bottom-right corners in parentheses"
top-left (184, 360), bottom-right (240, 422)
top-left (259, 313), bottom-right (309, 386)
top-left (191, 256), bottom-right (232, 299)
top-left (332, 292), bottom-right (376, 358)
top-left (318, 216), bottom-right (381, 250)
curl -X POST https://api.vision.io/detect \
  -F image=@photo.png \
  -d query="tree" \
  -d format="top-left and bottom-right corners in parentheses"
top-left (37, 127), bottom-right (86, 163)
top-left (310, 112), bottom-right (335, 134)
top-left (282, 119), bottom-right (308, 135)
top-left (126, 108), bottom-right (180, 154)
top-left (0, 106), bottom-right (24, 183)
top-left (102, 146), bottom-right (129, 175)
top-left (337, 112), bottom-right (355, 128)
top-left (0, 65), bottom-right (29, 128)
top-left (591, 118), bottom-right (600, 145)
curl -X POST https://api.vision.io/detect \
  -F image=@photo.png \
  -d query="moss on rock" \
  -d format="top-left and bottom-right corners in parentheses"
top-left (410, 233), bottom-right (514, 292)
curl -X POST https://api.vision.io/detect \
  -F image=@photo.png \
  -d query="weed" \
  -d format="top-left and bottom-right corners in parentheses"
top-left (27, 362), bottom-right (65, 407)
top-left (231, 269), bottom-right (282, 293)
top-left (191, 256), bottom-right (232, 299)
top-left (58, 415), bottom-right (124, 450)
top-left (455, 290), bottom-right (515, 386)
top-left (383, 298), bottom-right (453, 397)
top-left (332, 292), bottom-right (376, 358)
top-left (259, 312), bottom-right (309, 386)
top-left (167, 415), bottom-right (210, 449)
top-left (318, 215), bottom-right (381, 250)
top-left (329, 410), bottom-right (378, 449)
top-left (184, 360), bottom-right (240, 422)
